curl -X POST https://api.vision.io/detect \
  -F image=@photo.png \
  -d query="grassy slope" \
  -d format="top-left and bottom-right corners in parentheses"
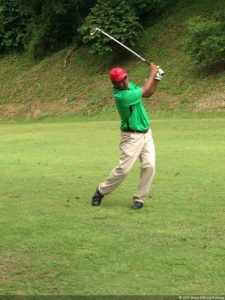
top-left (0, 0), bottom-right (225, 120)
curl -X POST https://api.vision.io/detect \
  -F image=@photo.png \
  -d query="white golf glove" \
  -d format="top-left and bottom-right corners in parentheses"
top-left (155, 67), bottom-right (164, 81)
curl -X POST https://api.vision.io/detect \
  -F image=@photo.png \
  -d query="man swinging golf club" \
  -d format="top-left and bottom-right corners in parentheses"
top-left (91, 63), bottom-right (162, 209)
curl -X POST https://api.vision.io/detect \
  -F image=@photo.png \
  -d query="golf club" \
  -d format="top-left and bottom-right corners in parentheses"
top-left (90, 27), bottom-right (164, 76)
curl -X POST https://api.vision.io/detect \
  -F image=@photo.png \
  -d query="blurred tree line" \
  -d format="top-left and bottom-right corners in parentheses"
top-left (0, 0), bottom-right (224, 69)
top-left (0, 0), bottom-right (175, 57)
top-left (0, 0), bottom-right (95, 57)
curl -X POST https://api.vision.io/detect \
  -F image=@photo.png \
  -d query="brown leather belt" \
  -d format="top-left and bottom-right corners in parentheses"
top-left (122, 129), bottom-right (149, 133)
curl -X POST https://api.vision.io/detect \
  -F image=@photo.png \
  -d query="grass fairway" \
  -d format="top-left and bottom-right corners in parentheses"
top-left (0, 118), bottom-right (224, 295)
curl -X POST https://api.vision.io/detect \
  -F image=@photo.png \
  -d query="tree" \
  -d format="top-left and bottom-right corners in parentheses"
top-left (185, 12), bottom-right (225, 70)
top-left (23, 0), bottom-right (96, 58)
top-left (127, 0), bottom-right (171, 18)
top-left (79, 0), bottom-right (142, 55)
top-left (0, 0), bottom-right (97, 57)
top-left (0, 0), bottom-right (29, 52)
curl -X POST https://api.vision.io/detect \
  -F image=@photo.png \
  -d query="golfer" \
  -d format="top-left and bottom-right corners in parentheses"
top-left (91, 63), bottom-right (161, 209)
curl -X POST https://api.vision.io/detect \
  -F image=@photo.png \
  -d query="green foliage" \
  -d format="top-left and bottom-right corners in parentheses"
top-left (0, 0), bottom-right (176, 58)
top-left (79, 0), bottom-right (142, 55)
top-left (127, 0), bottom-right (173, 17)
top-left (185, 12), bottom-right (225, 70)
top-left (25, 0), bottom-right (90, 59)
top-left (0, 0), bottom-right (96, 57)
top-left (0, 0), bottom-right (29, 52)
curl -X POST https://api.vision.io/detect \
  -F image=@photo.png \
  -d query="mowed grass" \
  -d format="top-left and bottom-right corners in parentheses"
top-left (0, 118), bottom-right (224, 295)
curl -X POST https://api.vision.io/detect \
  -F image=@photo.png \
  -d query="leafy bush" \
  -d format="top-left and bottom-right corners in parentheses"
top-left (0, 0), bottom-right (175, 58)
top-left (25, 1), bottom-right (90, 59)
top-left (185, 12), bottom-right (225, 70)
top-left (0, 1), bottom-right (29, 52)
top-left (127, 0), bottom-right (173, 18)
top-left (0, 0), bottom-right (96, 57)
top-left (79, 0), bottom-right (142, 55)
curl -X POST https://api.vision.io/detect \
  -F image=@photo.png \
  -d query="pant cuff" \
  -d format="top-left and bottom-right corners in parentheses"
top-left (133, 197), bottom-right (144, 204)
top-left (98, 185), bottom-right (105, 196)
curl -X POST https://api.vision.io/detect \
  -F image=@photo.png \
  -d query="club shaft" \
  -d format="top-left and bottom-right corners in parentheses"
top-left (98, 29), bottom-right (151, 66)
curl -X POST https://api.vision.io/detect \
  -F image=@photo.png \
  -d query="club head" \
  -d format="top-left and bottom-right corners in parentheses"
top-left (90, 27), bottom-right (100, 36)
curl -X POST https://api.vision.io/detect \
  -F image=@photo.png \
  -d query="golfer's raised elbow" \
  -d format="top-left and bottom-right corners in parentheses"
top-left (142, 88), bottom-right (154, 98)
top-left (142, 80), bottom-right (159, 98)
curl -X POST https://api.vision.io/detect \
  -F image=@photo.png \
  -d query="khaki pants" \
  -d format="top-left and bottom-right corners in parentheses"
top-left (98, 130), bottom-right (155, 203)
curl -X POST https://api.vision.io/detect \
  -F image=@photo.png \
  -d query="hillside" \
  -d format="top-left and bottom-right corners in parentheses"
top-left (0, 0), bottom-right (225, 120)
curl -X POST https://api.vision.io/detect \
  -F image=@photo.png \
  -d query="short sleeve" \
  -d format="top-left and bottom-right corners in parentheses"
top-left (115, 86), bottom-right (142, 107)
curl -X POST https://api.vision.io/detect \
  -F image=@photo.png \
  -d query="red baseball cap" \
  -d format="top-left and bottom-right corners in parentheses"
top-left (109, 67), bottom-right (127, 82)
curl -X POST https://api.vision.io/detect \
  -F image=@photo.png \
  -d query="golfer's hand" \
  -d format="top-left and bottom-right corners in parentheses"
top-left (150, 63), bottom-right (159, 76)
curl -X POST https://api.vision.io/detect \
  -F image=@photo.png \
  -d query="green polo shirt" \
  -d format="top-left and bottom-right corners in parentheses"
top-left (113, 82), bottom-right (150, 131)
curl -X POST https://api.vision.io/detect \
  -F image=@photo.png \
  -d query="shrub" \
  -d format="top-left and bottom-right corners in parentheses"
top-left (79, 0), bottom-right (142, 55)
top-left (127, 0), bottom-right (173, 18)
top-left (185, 12), bottom-right (225, 70)
top-left (0, 0), bottom-right (96, 57)
top-left (0, 1), bottom-right (29, 52)
top-left (26, 1), bottom-right (87, 59)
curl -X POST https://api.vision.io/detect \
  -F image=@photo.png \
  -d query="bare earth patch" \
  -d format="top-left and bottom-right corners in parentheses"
top-left (0, 97), bottom-right (86, 120)
top-left (194, 92), bottom-right (225, 112)
top-left (0, 91), bottom-right (224, 120)
top-left (0, 255), bottom-right (18, 284)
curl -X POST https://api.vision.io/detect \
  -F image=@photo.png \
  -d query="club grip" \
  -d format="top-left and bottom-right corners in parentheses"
top-left (144, 60), bottom-right (151, 66)
top-left (145, 61), bottom-right (165, 76)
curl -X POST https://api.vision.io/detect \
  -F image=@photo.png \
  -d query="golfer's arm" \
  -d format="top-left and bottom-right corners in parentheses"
top-left (142, 74), bottom-right (159, 98)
